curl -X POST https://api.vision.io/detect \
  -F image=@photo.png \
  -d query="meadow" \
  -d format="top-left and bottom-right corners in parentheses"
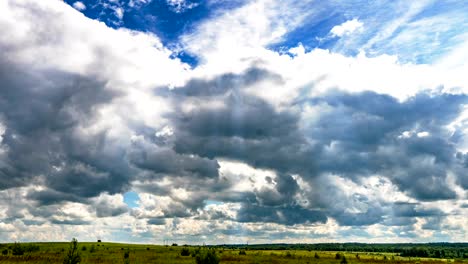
top-left (0, 241), bottom-right (467, 264)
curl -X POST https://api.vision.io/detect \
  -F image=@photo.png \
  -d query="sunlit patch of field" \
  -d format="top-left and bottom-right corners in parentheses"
top-left (0, 242), bottom-right (466, 264)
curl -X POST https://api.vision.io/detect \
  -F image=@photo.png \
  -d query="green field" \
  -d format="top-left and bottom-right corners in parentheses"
top-left (1, 242), bottom-right (467, 264)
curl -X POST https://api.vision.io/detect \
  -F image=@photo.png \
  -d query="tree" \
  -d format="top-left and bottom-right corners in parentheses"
top-left (63, 238), bottom-right (81, 264)
top-left (314, 252), bottom-right (320, 259)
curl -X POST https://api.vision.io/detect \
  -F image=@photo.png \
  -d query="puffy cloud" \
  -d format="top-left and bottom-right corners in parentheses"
top-left (330, 19), bottom-right (364, 37)
top-left (0, 0), bottom-right (467, 244)
top-left (72, 1), bottom-right (86, 11)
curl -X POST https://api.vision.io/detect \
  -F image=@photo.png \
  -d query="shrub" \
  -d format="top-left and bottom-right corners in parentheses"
top-left (191, 247), bottom-right (201, 257)
top-left (63, 238), bottom-right (81, 264)
top-left (89, 245), bottom-right (95, 253)
top-left (340, 256), bottom-right (348, 264)
top-left (195, 249), bottom-right (220, 264)
top-left (172, 243), bottom-right (178, 246)
top-left (24, 244), bottom-right (40, 253)
top-left (315, 252), bottom-right (320, 259)
top-left (81, 246), bottom-right (87, 251)
top-left (12, 242), bottom-right (24, 256)
top-left (239, 250), bottom-right (247, 255)
top-left (356, 254), bottom-right (360, 259)
top-left (335, 253), bottom-right (342, 259)
top-left (181, 248), bottom-right (191, 256)
top-left (2, 249), bottom-right (8, 255)
top-left (123, 250), bottom-right (130, 264)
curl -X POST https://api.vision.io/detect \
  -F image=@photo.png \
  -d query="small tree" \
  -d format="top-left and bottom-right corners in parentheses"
top-left (314, 252), bottom-right (320, 259)
top-left (63, 238), bottom-right (81, 264)
top-left (239, 250), bottom-right (247, 255)
top-left (335, 253), bottom-right (341, 259)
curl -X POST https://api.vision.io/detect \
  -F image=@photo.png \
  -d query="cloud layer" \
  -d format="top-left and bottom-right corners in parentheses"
top-left (0, 0), bottom-right (467, 243)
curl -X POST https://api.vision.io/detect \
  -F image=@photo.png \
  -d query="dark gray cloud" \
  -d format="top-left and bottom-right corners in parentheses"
top-left (147, 218), bottom-right (166, 225)
top-left (159, 69), bottom-right (467, 227)
top-left (237, 203), bottom-right (327, 225)
top-left (94, 199), bottom-right (128, 218)
top-left (128, 138), bottom-right (220, 179)
top-left (307, 91), bottom-right (467, 201)
top-left (164, 67), bottom-right (283, 97)
top-left (0, 55), bottom-right (133, 209)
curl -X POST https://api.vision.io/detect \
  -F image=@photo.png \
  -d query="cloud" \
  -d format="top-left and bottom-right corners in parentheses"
top-left (0, 0), bottom-right (467, 244)
top-left (72, 1), bottom-right (86, 11)
top-left (166, 0), bottom-right (199, 13)
top-left (330, 18), bottom-right (363, 37)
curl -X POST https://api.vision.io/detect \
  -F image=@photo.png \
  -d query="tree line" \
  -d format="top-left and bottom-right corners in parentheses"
top-left (219, 243), bottom-right (468, 259)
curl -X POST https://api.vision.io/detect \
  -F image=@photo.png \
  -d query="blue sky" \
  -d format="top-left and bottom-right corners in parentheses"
top-left (64, 0), bottom-right (468, 65)
top-left (0, 0), bottom-right (467, 244)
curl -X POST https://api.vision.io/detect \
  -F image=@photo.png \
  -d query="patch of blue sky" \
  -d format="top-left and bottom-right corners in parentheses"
top-left (65, 0), bottom-right (247, 67)
top-left (123, 191), bottom-right (140, 208)
top-left (268, 14), bottom-right (344, 54)
top-left (271, 0), bottom-right (468, 65)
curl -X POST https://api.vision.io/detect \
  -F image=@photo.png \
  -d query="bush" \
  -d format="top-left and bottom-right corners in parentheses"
top-left (191, 247), bottom-right (201, 257)
top-left (356, 254), bottom-right (360, 259)
top-left (239, 250), bottom-right (247, 255)
top-left (172, 243), bottom-right (178, 246)
top-left (81, 246), bottom-right (87, 251)
top-left (195, 249), bottom-right (220, 264)
top-left (24, 244), bottom-right (40, 253)
top-left (89, 245), bottom-right (95, 253)
top-left (63, 238), bottom-right (81, 264)
top-left (341, 256), bottom-right (348, 264)
top-left (12, 242), bottom-right (24, 256)
top-left (335, 253), bottom-right (342, 259)
top-left (181, 248), bottom-right (191, 256)
top-left (123, 250), bottom-right (130, 264)
top-left (2, 249), bottom-right (8, 255)
top-left (315, 252), bottom-right (320, 259)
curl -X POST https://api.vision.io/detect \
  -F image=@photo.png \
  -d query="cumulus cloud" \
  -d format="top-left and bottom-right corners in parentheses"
top-left (330, 18), bottom-right (364, 37)
top-left (0, 0), bottom-right (467, 244)
top-left (72, 1), bottom-right (86, 11)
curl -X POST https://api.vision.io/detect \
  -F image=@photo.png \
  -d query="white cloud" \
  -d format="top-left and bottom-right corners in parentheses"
top-left (72, 1), bottom-right (86, 11)
top-left (166, 0), bottom-right (199, 13)
top-left (330, 18), bottom-right (364, 37)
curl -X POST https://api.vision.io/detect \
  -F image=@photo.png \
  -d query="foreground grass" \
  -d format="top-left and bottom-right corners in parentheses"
top-left (0, 242), bottom-right (466, 264)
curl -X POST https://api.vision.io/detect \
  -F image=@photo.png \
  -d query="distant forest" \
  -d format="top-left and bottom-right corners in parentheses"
top-left (219, 243), bottom-right (468, 259)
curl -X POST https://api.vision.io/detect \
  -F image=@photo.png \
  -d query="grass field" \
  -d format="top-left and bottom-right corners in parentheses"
top-left (0, 242), bottom-right (466, 264)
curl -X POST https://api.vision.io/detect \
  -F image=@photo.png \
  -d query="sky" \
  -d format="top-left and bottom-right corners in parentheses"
top-left (0, 0), bottom-right (467, 244)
